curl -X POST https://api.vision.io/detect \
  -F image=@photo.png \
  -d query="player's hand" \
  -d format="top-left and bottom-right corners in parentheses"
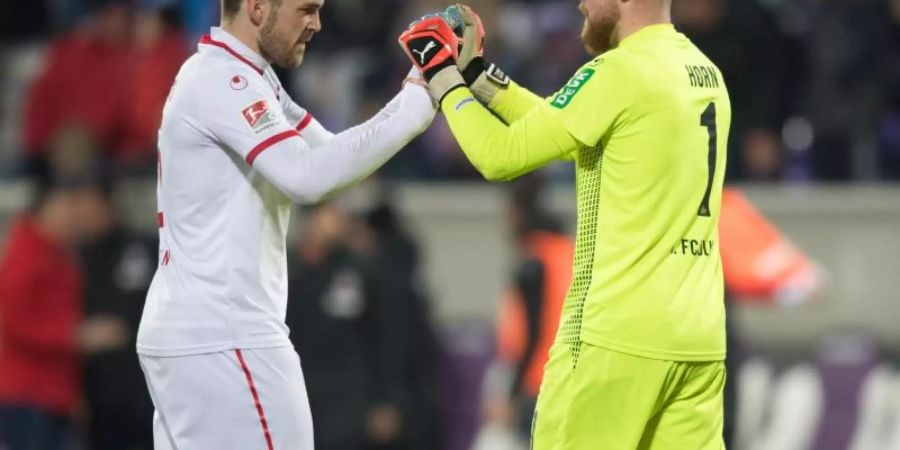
top-left (399, 15), bottom-right (467, 104)
top-left (445, 4), bottom-right (510, 104)
top-left (398, 15), bottom-right (460, 80)
top-left (366, 403), bottom-right (404, 444)
top-left (78, 316), bottom-right (130, 353)
top-left (446, 4), bottom-right (485, 72)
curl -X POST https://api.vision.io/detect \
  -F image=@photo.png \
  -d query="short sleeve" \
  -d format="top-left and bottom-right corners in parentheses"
top-left (544, 52), bottom-right (634, 148)
top-left (192, 67), bottom-right (299, 165)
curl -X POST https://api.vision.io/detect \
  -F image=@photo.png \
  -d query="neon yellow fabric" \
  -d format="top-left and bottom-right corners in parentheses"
top-left (532, 342), bottom-right (726, 450)
top-left (443, 24), bottom-right (731, 361)
top-left (486, 80), bottom-right (544, 124)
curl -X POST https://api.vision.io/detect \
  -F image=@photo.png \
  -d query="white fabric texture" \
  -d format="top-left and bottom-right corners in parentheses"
top-left (140, 347), bottom-right (313, 450)
top-left (137, 27), bottom-right (434, 357)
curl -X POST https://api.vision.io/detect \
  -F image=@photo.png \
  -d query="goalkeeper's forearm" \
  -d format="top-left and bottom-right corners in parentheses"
top-left (484, 79), bottom-right (545, 125)
top-left (440, 86), bottom-right (580, 182)
top-left (463, 60), bottom-right (545, 124)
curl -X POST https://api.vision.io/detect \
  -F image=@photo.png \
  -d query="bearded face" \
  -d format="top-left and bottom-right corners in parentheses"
top-left (580, 0), bottom-right (622, 56)
top-left (258, 10), bottom-right (298, 68)
top-left (257, 0), bottom-right (319, 69)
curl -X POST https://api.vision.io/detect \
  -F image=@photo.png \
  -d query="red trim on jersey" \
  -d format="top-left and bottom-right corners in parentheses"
top-left (199, 34), bottom-right (264, 75)
top-left (246, 130), bottom-right (299, 166)
top-left (161, 250), bottom-right (171, 266)
top-left (157, 212), bottom-right (164, 228)
top-left (235, 350), bottom-right (275, 450)
top-left (296, 114), bottom-right (313, 133)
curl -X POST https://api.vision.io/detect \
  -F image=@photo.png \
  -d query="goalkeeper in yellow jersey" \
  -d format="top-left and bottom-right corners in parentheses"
top-left (399, 1), bottom-right (730, 448)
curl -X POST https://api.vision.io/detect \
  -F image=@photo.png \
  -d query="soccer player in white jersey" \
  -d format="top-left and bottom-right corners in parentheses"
top-left (135, 0), bottom-right (436, 447)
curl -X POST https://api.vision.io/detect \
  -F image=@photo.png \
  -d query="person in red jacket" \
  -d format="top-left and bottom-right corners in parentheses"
top-left (120, 4), bottom-right (188, 166)
top-left (0, 177), bottom-right (88, 450)
top-left (21, 0), bottom-right (133, 173)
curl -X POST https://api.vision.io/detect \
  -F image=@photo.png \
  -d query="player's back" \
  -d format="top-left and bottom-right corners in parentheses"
top-left (557, 25), bottom-right (731, 362)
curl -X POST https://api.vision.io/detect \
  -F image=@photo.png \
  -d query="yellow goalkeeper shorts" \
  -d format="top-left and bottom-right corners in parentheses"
top-left (531, 341), bottom-right (726, 450)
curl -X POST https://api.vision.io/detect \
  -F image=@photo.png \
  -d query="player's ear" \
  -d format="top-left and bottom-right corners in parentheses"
top-left (247, 0), bottom-right (266, 27)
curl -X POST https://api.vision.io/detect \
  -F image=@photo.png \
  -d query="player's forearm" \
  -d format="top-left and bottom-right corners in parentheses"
top-left (486, 80), bottom-right (544, 125)
top-left (254, 84), bottom-right (435, 203)
top-left (441, 87), bottom-right (579, 182)
top-left (298, 119), bottom-right (335, 146)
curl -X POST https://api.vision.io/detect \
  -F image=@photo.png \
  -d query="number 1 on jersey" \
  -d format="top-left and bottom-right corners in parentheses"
top-left (698, 102), bottom-right (717, 217)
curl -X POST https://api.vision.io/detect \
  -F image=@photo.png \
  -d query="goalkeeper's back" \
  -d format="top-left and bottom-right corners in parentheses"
top-left (549, 24), bottom-right (732, 362)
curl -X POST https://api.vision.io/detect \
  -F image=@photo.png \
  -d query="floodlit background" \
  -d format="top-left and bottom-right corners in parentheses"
top-left (0, 0), bottom-right (899, 449)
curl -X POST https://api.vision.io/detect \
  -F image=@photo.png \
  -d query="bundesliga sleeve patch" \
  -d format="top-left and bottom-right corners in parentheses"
top-left (241, 100), bottom-right (278, 134)
top-left (551, 68), bottom-right (596, 109)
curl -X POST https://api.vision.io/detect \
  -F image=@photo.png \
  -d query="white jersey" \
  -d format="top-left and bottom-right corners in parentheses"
top-left (137, 27), bottom-right (435, 357)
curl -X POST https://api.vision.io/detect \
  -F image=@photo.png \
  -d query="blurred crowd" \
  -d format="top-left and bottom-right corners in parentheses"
top-left (1, 0), bottom-right (899, 181)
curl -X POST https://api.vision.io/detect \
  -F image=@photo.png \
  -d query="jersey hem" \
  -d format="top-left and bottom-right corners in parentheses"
top-left (136, 336), bottom-right (292, 357)
top-left (580, 331), bottom-right (725, 362)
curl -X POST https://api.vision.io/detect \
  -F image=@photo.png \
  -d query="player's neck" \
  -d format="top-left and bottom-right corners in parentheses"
top-left (615, 9), bottom-right (672, 46)
top-left (221, 21), bottom-right (263, 58)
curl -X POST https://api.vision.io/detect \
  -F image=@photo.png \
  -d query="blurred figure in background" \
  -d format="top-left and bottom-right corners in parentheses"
top-left (881, 0), bottom-right (900, 180)
top-left (356, 187), bottom-right (442, 450)
top-left (120, 1), bottom-right (187, 170)
top-left (804, 0), bottom-right (893, 180)
top-left (21, 0), bottom-right (134, 175)
top-left (20, 0), bottom-right (187, 175)
top-left (0, 174), bottom-right (88, 450)
top-left (674, 0), bottom-right (794, 182)
top-left (286, 202), bottom-right (408, 450)
top-left (77, 179), bottom-right (156, 450)
top-left (478, 175), bottom-right (572, 448)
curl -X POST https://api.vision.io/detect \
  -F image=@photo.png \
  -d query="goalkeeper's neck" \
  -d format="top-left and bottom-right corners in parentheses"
top-left (614, 0), bottom-right (673, 47)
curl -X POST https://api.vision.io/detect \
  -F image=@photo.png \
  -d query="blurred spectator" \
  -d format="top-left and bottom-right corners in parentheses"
top-left (286, 202), bottom-right (408, 450)
top-left (78, 181), bottom-right (156, 450)
top-left (483, 174), bottom-right (572, 445)
top-left (22, 0), bottom-right (134, 174)
top-left (804, 0), bottom-right (893, 181)
top-left (120, 4), bottom-right (187, 170)
top-left (0, 175), bottom-right (88, 450)
top-left (675, 0), bottom-right (796, 182)
top-left (878, 0), bottom-right (900, 180)
top-left (356, 187), bottom-right (442, 450)
top-left (21, 0), bottom-right (186, 175)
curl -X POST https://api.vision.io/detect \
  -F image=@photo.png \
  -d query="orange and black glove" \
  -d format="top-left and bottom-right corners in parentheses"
top-left (399, 15), bottom-right (466, 104)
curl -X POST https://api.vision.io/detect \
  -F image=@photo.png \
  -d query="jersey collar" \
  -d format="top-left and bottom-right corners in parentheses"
top-left (199, 27), bottom-right (269, 75)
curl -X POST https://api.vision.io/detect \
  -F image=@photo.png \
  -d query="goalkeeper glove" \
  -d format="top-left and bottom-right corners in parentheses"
top-left (398, 16), bottom-right (466, 104)
top-left (446, 4), bottom-right (510, 104)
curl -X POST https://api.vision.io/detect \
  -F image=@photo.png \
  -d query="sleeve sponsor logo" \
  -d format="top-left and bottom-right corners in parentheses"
top-left (241, 100), bottom-right (277, 133)
top-left (551, 67), bottom-right (596, 109)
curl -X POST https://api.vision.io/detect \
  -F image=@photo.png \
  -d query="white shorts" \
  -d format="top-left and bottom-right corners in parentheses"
top-left (139, 346), bottom-right (314, 450)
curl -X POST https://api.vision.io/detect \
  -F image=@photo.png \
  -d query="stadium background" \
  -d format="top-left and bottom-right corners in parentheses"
top-left (0, 0), bottom-right (899, 449)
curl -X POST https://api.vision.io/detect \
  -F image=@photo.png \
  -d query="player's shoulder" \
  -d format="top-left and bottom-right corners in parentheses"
top-left (566, 49), bottom-right (638, 96)
top-left (574, 49), bottom-right (641, 90)
top-left (178, 51), bottom-right (269, 101)
top-left (581, 48), bottom-right (635, 75)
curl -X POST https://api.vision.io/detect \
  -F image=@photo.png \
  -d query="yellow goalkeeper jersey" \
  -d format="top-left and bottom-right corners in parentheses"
top-left (442, 24), bottom-right (731, 361)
